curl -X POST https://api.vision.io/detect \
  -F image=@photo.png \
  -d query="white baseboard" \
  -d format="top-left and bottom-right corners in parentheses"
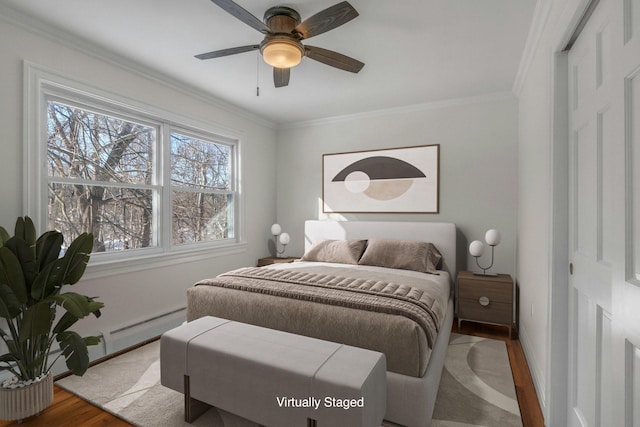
top-left (100, 307), bottom-right (186, 355)
top-left (518, 324), bottom-right (548, 420)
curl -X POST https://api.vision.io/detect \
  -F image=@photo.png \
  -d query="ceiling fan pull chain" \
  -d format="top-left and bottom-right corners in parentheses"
top-left (256, 50), bottom-right (260, 96)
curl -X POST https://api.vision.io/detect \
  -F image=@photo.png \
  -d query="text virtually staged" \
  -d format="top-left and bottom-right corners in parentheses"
top-left (275, 396), bottom-right (366, 410)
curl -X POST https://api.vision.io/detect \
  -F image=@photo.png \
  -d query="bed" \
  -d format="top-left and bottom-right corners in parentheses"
top-left (186, 220), bottom-right (456, 427)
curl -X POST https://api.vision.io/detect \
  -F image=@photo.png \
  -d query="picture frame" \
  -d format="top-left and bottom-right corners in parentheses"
top-left (322, 144), bottom-right (440, 213)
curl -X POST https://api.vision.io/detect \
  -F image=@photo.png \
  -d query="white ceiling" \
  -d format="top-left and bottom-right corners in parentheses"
top-left (2, 0), bottom-right (537, 125)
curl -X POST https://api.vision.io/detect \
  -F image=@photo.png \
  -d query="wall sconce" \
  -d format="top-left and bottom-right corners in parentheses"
top-left (271, 223), bottom-right (290, 258)
top-left (468, 229), bottom-right (501, 276)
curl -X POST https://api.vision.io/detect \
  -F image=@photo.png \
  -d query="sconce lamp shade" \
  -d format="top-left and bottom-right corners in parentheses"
top-left (279, 232), bottom-right (290, 245)
top-left (271, 223), bottom-right (282, 236)
top-left (469, 240), bottom-right (485, 257)
top-left (485, 229), bottom-right (501, 246)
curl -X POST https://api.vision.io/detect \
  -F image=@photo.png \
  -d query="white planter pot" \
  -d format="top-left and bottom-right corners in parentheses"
top-left (0, 373), bottom-right (54, 421)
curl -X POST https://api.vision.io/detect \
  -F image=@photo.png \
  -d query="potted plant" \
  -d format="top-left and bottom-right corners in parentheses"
top-left (0, 217), bottom-right (103, 421)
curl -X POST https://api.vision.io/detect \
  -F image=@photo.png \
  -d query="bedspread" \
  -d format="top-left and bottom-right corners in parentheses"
top-left (198, 266), bottom-right (442, 348)
top-left (188, 262), bottom-right (450, 376)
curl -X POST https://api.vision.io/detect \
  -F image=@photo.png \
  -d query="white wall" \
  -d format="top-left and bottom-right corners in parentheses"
top-left (275, 95), bottom-right (519, 278)
top-left (0, 17), bottom-right (278, 361)
top-left (516, 22), bottom-right (553, 415)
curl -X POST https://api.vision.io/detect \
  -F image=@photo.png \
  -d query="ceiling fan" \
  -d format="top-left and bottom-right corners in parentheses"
top-left (195, 0), bottom-right (365, 88)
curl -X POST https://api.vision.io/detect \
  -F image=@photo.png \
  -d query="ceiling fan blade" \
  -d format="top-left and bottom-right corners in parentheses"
top-left (295, 1), bottom-right (359, 40)
top-left (304, 46), bottom-right (364, 73)
top-left (195, 45), bottom-right (259, 60)
top-left (273, 67), bottom-right (290, 88)
top-left (209, 0), bottom-right (270, 34)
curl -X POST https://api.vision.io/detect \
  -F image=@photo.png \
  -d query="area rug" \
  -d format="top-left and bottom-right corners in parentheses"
top-left (57, 333), bottom-right (521, 426)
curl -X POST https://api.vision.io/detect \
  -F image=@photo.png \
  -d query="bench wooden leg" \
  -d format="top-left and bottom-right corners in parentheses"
top-left (184, 375), bottom-right (212, 423)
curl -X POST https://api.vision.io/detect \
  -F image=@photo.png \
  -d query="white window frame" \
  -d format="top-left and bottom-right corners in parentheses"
top-left (24, 64), bottom-right (246, 278)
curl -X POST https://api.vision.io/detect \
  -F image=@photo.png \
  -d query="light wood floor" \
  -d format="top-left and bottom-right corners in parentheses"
top-left (0, 320), bottom-right (544, 427)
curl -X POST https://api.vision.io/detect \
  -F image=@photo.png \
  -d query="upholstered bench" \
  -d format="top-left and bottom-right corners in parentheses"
top-left (160, 316), bottom-right (387, 427)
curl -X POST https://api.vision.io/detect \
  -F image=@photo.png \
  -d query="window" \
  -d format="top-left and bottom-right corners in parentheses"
top-left (27, 70), bottom-right (242, 271)
top-left (47, 100), bottom-right (157, 252)
top-left (170, 133), bottom-right (234, 245)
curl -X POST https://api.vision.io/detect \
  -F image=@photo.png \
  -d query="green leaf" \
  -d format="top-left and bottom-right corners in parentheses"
top-left (52, 312), bottom-right (78, 334)
top-left (23, 217), bottom-right (37, 249)
top-left (53, 292), bottom-right (104, 319)
top-left (30, 261), bottom-right (61, 301)
top-left (57, 331), bottom-right (90, 376)
top-left (0, 283), bottom-right (21, 319)
top-left (59, 233), bottom-right (93, 285)
top-left (0, 247), bottom-right (27, 304)
top-left (0, 227), bottom-right (9, 248)
top-left (19, 302), bottom-right (54, 342)
top-left (35, 231), bottom-right (62, 273)
top-left (86, 296), bottom-right (102, 319)
top-left (3, 237), bottom-right (37, 291)
top-left (83, 336), bottom-right (101, 346)
top-left (14, 218), bottom-right (24, 242)
top-left (13, 217), bottom-right (36, 248)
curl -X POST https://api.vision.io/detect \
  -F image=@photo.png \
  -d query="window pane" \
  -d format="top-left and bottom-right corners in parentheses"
top-left (48, 184), bottom-right (154, 253)
top-left (47, 101), bottom-right (154, 185)
top-left (172, 192), bottom-right (233, 244)
top-left (171, 133), bottom-right (230, 190)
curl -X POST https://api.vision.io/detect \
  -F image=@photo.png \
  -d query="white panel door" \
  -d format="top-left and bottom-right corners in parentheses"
top-left (568, 0), bottom-right (640, 425)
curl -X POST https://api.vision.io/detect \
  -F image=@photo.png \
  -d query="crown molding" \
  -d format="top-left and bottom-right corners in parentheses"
top-left (512, 0), bottom-right (554, 96)
top-left (0, 3), bottom-right (276, 130)
top-left (277, 91), bottom-right (516, 130)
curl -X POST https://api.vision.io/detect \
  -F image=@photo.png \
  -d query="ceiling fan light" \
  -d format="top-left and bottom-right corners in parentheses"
top-left (262, 41), bottom-right (303, 68)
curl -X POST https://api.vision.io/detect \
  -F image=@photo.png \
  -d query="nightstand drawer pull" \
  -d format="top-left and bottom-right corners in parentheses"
top-left (478, 296), bottom-right (490, 306)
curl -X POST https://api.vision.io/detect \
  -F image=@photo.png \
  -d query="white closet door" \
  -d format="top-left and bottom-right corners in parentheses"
top-left (567, 0), bottom-right (640, 425)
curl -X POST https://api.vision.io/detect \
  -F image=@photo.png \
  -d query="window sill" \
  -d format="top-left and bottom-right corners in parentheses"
top-left (82, 241), bottom-right (248, 280)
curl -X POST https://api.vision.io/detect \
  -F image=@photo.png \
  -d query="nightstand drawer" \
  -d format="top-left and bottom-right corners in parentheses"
top-left (457, 279), bottom-right (512, 303)
top-left (458, 297), bottom-right (512, 325)
top-left (456, 271), bottom-right (515, 338)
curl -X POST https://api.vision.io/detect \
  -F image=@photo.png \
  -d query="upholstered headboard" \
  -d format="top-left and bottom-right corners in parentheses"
top-left (304, 220), bottom-right (457, 278)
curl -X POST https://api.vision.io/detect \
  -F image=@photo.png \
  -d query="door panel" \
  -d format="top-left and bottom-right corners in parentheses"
top-left (597, 308), bottom-right (612, 427)
top-left (568, 0), bottom-right (640, 426)
top-left (629, 73), bottom-right (640, 285)
top-left (599, 107), bottom-right (615, 265)
top-left (568, 0), bottom-right (615, 425)
top-left (571, 290), bottom-right (596, 425)
top-left (621, 0), bottom-right (640, 425)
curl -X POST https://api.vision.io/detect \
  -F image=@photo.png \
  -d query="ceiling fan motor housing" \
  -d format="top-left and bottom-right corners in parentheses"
top-left (263, 6), bottom-right (301, 33)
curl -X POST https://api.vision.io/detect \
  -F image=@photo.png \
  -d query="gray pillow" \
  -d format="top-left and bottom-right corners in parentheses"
top-left (358, 239), bottom-right (442, 274)
top-left (301, 239), bottom-right (367, 264)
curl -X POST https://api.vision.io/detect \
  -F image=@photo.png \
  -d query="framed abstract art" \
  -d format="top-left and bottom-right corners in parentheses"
top-left (322, 144), bottom-right (440, 213)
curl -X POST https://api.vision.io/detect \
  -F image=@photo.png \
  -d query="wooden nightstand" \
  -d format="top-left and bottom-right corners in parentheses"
top-left (456, 271), bottom-right (515, 338)
top-left (257, 256), bottom-right (299, 267)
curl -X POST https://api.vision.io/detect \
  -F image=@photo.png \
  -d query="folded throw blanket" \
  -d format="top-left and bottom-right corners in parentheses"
top-left (196, 266), bottom-right (442, 348)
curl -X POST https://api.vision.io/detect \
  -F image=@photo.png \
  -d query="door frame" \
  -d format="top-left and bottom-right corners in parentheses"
top-left (545, 0), bottom-right (598, 425)
top-left (547, 49), bottom-right (570, 427)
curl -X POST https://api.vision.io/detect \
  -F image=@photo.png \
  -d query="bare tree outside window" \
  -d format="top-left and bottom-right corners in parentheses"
top-left (170, 133), bottom-right (234, 244)
top-left (46, 101), bottom-right (236, 255)
top-left (47, 101), bottom-right (154, 252)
